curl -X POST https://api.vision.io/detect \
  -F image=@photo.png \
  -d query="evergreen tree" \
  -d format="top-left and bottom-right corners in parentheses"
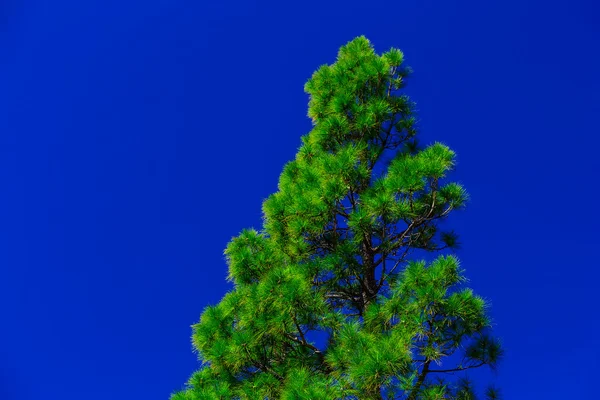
top-left (172, 36), bottom-right (501, 400)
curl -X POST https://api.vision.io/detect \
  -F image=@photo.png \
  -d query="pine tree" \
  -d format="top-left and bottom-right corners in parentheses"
top-left (172, 36), bottom-right (502, 400)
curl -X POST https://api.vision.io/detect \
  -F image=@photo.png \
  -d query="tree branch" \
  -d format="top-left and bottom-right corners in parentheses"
top-left (428, 362), bottom-right (486, 374)
top-left (407, 360), bottom-right (430, 400)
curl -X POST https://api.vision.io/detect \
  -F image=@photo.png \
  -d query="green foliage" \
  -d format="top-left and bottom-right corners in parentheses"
top-left (173, 36), bottom-right (501, 399)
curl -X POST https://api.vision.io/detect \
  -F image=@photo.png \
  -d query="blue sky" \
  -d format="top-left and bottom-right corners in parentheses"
top-left (1, 0), bottom-right (599, 398)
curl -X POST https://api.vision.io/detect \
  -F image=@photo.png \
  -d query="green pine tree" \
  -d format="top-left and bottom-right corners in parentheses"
top-left (172, 36), bottom-right (502, 400)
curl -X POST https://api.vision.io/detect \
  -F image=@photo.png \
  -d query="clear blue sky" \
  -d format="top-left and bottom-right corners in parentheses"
top-left (1, 0), bottom-right (599, 398)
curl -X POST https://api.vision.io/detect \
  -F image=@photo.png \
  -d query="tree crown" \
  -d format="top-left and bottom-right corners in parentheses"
top-left (173, 36), bottom-right (501, 400)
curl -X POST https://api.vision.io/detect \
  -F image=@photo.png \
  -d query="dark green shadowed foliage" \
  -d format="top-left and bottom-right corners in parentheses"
top-left (172, 36), bottom-right (501, 400)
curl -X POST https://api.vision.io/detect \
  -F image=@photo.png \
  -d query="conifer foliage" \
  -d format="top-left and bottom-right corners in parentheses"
top-left (173, 37), bottom-right (501, 399)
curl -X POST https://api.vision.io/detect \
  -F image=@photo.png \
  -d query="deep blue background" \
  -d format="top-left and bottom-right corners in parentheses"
top-left (2, 0), bottom-right (599, 398)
